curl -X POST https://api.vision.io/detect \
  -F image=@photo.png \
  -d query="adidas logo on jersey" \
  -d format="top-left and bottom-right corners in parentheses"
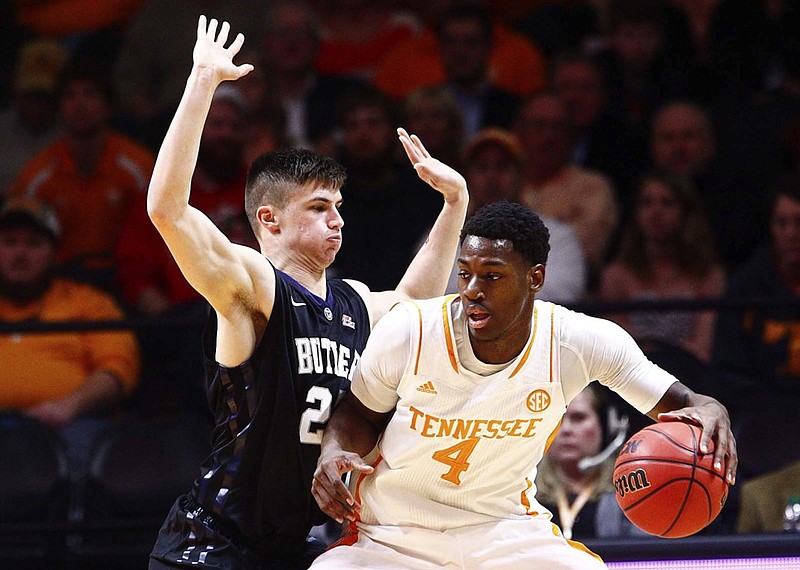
top-left (416, 381), bottom-right (438, 394)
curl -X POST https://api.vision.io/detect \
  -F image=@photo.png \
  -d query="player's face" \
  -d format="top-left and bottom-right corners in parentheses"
top-left (457, 236), bottom-right (540, 362)
top-left (547, 390), bottom-right (604, 465)
top-left (278, 183), bottom-right (344, 268)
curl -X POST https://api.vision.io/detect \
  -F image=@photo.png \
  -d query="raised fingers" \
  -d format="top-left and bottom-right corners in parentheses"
top-left (207, 17), bottom-right (219, 40)
top-left (217, 20), bottom-right (230, 45)
top-left (197, 15), bottom-right (207, 41)
top-left (410, 133), bottom-right (432, 159)
top-left (398, 128), bottom-right (423, 165)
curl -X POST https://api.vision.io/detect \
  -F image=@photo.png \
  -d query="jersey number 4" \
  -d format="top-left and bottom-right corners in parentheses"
top-left (299, 386), bottom-right (333, 445)
top-left (432, 437), bottom-right (480, 485)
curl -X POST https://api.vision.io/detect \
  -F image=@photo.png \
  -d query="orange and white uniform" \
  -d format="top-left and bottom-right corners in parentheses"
top-left (311, 297), bottom-right (676, 569)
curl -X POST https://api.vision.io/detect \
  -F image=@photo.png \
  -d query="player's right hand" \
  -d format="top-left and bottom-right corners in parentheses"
top-left (312, 451), bottom-right (374, 523)
top-left (192, 15), bottom-right (253, 85)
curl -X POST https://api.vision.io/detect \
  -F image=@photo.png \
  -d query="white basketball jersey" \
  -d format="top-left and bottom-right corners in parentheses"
top-left (354, 297), bottom-right (566, 531)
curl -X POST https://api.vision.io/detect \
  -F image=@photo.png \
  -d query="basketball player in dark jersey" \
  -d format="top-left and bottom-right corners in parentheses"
top-left (147, 16), bottom-right (469, 570)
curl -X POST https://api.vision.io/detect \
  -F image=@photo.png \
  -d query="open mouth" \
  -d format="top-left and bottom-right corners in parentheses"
top-left (466, 306), bottom-right (491, 329)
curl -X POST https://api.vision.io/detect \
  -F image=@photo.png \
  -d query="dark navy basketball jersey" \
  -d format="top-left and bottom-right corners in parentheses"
top-left (191, 267), bottom-right (370, 556)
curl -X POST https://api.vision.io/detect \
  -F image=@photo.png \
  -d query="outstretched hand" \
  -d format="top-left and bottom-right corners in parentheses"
top-left (193, 15), bottom-right (253, 85)
top-left (398, 128), bottom-right (468, 204)
top-left (311, 450), bottom-right (374, 524)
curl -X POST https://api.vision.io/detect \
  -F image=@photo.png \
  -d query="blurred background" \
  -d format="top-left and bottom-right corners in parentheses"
top-left (1, 0), bottom-right (800, 568)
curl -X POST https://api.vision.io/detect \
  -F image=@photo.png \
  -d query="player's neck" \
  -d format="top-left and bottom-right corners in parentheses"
top-left (276, 259), bottom-right (327, 298)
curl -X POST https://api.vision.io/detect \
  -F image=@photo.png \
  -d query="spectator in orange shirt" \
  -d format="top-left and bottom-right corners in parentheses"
top-left (15, 0), bottom-right (145, 38)
top-left (314, 0), bottom-right (418, 81)
top-left (374, 0), bottom-right (546, 101)
top-left (0, 39), bottom-right (68, 198)
top-left (0, 198), bottom-right (139, 473)
top-left (10, 61), bottom-right (155, 292)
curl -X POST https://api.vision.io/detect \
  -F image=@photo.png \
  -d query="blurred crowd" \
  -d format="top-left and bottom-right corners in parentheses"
top-left (2, 0), bottom-right (800, 541)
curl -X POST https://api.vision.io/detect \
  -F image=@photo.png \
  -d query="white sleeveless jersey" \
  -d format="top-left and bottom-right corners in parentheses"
top-left (350, 296), bottom-right (676, 532)
top-left (353, 297), bottom-right (565, 530)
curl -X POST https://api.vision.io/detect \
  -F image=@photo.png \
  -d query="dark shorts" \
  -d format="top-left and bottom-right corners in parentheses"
top-left (149, 495), bottom-right (326, 570)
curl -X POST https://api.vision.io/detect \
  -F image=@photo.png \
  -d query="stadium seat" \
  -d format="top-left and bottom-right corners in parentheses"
top-left (67, 413), bottom-right (211, 569)
top-left (0, 413), bottom-right (71, 569)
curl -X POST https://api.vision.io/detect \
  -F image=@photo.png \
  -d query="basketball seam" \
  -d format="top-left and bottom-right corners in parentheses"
top-left (614, 458), bottom-right (726, 482)
top-left (615, 424), bottom-right (724, 538)
top-left (661, 425), bottom-right (698, 537)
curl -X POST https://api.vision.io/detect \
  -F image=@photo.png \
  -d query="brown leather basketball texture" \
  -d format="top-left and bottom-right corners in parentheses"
top-left (613, 422), bottom-right (729, 538)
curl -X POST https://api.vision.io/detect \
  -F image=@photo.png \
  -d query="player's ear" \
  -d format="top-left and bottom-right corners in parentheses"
top-left (529, 264), bottom-right (545, 292)
top-left (257, 205), bottom-right (279, 234)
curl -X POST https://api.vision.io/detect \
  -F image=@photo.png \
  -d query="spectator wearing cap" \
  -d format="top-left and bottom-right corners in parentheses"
top-left (454, 127), bottom-right (587, 303)
top-left (0, 198), bottom-right (140, 474)
top-left (114, 85), bottom-right (256, 415)
top-left (0, 39), bottom-right (68, 198)
top-left (9, 61), bottom-right (155, 292)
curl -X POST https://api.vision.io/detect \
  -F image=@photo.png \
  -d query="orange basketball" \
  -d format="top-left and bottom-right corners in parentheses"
top-left (612, 422), bottom-right (729, 538)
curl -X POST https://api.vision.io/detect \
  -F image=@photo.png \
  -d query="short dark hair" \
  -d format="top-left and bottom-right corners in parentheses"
top-left (460, 201), bottom-right (550, 266)
top-left (245, 149), bottom-right (346, 231)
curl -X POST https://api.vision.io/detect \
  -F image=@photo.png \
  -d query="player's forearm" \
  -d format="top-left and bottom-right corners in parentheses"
top-left (322, 396), bottom-right (385, 459)
top-left (396, 189), bottom-right (468, 299)
top-left (147, 69), bottom-right (217, 224)
top-left (646, 381), bottom-right (721, 421)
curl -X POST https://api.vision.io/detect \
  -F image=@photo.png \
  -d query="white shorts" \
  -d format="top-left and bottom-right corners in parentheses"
top-left (309, 517), bottom-right (607, 569)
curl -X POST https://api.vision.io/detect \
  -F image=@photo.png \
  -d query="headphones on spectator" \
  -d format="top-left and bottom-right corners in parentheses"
top-left (577, 386), bottom-right (630, 472)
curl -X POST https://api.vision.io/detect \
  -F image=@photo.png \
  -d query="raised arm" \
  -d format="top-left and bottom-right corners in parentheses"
top-left (146, 16), bottom-right (267, 316)
top-left (358, 129), bottom-right (468, 324)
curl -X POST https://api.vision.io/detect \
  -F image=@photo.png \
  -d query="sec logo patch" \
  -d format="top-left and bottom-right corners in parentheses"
top-left (526, 389), bottom-right (550, 413)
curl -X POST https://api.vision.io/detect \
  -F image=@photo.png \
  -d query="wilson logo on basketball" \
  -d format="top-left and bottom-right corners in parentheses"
top-left (614, 469), bottom-right (652, 498)
top-left (525, 389), bottom-right (550, 413)
top-left (619, 438), bottom-right (641, 456)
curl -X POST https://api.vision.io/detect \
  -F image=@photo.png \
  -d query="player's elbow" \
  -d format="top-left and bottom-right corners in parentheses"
top-left (146, 189), bottom-right (181, 229)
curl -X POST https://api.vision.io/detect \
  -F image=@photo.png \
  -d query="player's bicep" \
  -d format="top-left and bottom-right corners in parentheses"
top-left (350, 304), bottom-right (414, 412)
top-left (560, 309), bottom-right (675, 414)
top-left (151, 205), bottom-right (268, 313)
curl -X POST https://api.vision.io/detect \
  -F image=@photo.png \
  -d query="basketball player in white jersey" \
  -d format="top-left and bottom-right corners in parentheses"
top-left (311, 201), bottom-right (737, 569)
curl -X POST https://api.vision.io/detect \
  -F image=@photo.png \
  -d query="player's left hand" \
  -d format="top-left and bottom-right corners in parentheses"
top-left (659, 398), bottom-right (737, 486)
top-left (312, 450), bottom-right (374, 524)
top-left (398, 127), bottom-right (468, 205)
